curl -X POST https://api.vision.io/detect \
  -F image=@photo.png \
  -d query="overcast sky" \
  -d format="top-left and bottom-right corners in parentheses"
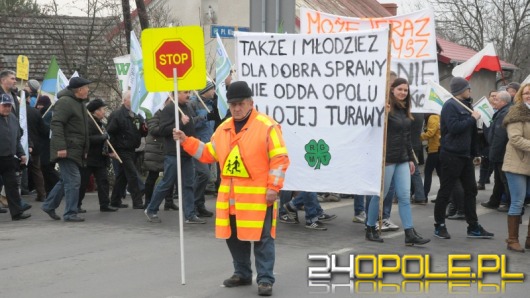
top-left (36, 0), bottom-right (427, 17)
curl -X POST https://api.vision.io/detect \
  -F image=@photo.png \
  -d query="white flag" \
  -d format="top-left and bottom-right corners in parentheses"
top-left (423, 80), bottom-right (454, 114)
top-left (54, 69), bottom-right (69, 103)
top-left (473, 96), bottom-right (494, 128)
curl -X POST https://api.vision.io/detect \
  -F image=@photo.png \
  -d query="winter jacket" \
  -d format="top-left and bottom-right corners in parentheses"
top-left (143, 111), bottom-right (164, 172)
top-left (106, 105), bottom-right (146, 152)
top-left (26, 104), bottom-right (47, 155)
top-left (50, 88), bottom-right (89, 167)
top-left (440, 98), bottom-right (478, 158)
top-left (488, 103), bottom-right (511, 163)
top-left (190, 97), bottom-right (216, 142)
top-left (502, 103), bottom-right (530, 176)
top-left (0, 113), bottom-right (24, 158)
top-left (421, 114), bottom-right (440, 153)
top-left (86, 117), bottom-right (110, 168)
top-left (385, 108), bottom-right (414, 164)
top-left (158, 101), bottom-right (196, 157)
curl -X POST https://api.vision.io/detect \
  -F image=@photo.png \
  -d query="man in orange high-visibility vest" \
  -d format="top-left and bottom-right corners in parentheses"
top-left (173, 81), bottom-right (289, 297)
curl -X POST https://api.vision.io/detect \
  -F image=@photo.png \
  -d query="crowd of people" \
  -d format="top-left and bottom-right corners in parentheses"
top-left (2, 65), bottom-right (530, 296)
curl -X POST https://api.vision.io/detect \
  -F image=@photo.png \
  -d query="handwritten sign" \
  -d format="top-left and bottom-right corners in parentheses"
top-left (235, 28), bottom-right (389, 195)
top-left (300, 8), bottom-right (439, 112)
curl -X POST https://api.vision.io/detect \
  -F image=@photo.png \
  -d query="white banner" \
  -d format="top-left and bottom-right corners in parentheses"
top-left (19, 90), bottom-right (29, 165)
top-left (113, 54), bottom-right (131, 92)
top-left (300, 8), bottom-right (439, 113)
top-left (473, 96), bottom-right (494, 128)
top-left (235, 28), bottom-right (389, 195)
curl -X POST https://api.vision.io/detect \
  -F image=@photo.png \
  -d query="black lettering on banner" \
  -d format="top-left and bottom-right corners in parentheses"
top-left (239, 39), bottom-right (288, 56)
top-left (396, 59), bottom-right (436, 87)
top-left (325, 105), bottom-right (385, 127)
top-left (271, 63), bottom-right (322, 78)
top-left (323, 59), bottom-right (386, 77)
top-left (321, 84), bottom-right (378, 102)
top-left (273, 83), bottom-right (318, 100)
top-left (301, 35), bottom-right (380, 55)
top-left (242, 63), bottom-right (267, 77)
top-left (256, 104), bottom-right (317, 127)
top-left (251, 82), bottom-right (268, 97)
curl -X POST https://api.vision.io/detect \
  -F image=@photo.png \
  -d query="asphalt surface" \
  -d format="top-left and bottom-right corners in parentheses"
top-left (1, 168), bottom-right (529, 298)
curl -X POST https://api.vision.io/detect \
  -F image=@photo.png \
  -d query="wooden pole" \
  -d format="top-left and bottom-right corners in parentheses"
top-left (168, 93), bottom-right (186, 117)
top-left (377, 27), bottom-right (393, 234)
top-left (86, 111), bottom-right (123, 164)
top-left (192, 90), bottom-right (211, 113)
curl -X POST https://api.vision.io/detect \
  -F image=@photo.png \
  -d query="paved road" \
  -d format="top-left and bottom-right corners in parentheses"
top-left (1, 170), bottom-right (529, 297)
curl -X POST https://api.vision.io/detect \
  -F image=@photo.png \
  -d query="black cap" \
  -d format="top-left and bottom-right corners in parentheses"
top-left (87, 98), bottom-right (106, 113)
top-left (226, 81), bottom-right (253, 103)
top-left (68, 77), bottom-right (92, 89)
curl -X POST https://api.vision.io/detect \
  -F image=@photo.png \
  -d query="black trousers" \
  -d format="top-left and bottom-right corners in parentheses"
top-left (423, 151), bottom-right (441, 197)
top-left (0, 157), bottom-right (23, 216)
top-left (487, 162), bottom-right (511, 207)
top-left (41, 163), bottom-right (59, 194)
top-left (79, 165), bottom-right (111, 208)
top-left (110, 150), bottom-right (143, 207)
top-left (434, 153), bottom-right (478, 225)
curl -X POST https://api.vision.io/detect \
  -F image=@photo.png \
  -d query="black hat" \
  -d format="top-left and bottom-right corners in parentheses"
top-left (87, 98), bottom-right (106, 113)
top-left (506, 82), bottom-right (521, 92)
top-left (226, 81), bottom-right (253, 103)
top-left (450, 77), bottom-right (470, 96)
top-left (68, 77), bottom-right (92, 89)
top-left (36, 95), bottom-right (51, 107)
top-left (199, 81), bottom-right (215, 95)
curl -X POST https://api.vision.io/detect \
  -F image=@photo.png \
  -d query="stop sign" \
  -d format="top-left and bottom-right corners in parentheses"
top-left (155, 40), bottom-right (193, 79)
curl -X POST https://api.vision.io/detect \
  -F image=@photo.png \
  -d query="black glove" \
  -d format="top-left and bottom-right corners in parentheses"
top-left (206, 111), bottom-right (217, 121)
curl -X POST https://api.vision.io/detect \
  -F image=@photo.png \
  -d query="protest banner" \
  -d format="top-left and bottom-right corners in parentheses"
top-left (300, 8), bottom-right (438, 113)
top-left (235, 28), bottom-right (389, 195)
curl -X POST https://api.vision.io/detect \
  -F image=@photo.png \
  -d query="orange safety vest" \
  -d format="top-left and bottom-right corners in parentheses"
top-left (182, 109), bottom-right (289, 241)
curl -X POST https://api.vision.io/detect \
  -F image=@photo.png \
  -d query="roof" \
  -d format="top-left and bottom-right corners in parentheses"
top-left (437, 37), bottom-right (517, 70)
top-left (296, 0), bottom-right (392, 18)
top-left (0, 14), bottom-right (121, 89)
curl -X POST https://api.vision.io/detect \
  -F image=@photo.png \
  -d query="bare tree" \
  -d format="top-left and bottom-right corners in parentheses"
top-left (430, 0), bottom-right (530, 81)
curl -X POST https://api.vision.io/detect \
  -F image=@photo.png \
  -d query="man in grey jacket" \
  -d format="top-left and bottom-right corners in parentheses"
top-left (0, 94), bottom-right (30, 220)
top-left (41, 77), bottom-right (91, 222)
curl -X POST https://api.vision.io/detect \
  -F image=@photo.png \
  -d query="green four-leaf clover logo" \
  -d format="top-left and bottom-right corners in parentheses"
top-left (304, 139), bottom-right (331, 170)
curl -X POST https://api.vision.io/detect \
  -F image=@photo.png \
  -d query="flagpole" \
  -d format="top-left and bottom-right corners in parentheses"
top-left (174, 68), bottom-right (186, 285)
top-left (378, 27), bottom-right (393, 235)
top-left (86, 111), bottom-right (123, 164)
top-left (192, 90), bottom-right (211, 113)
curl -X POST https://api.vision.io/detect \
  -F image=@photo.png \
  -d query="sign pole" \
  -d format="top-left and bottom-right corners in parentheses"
top-left (174, 68), bottom-right (186, 285)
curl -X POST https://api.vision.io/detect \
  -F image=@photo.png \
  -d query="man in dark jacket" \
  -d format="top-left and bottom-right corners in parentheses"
top-left (433, 77), bottom-right (494, 239)
top-left (481, 90), bottom-right (512, 210)
top-left (41, 77), bottom-right (91, 222)
top-left (0, 94), bottom-right (30, 220)
top-left (144, 91), bottom-right (203, 224)
top-left (78, 99), bottom-right (118, 212)
top-left (107, 90), bottom-right (147, 209)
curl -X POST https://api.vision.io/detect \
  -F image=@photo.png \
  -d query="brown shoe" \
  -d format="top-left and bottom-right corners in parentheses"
top-left (258, 282), bottom-right (273, 296)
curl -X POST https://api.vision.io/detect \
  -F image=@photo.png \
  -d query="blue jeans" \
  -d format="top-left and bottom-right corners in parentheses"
top-left (505, 172), bottom-right (530, 216)
top-left (193, 159), bottom-right (210, 209)
top-left (278, 191), bottom-right (292, 215)
top-left (147, 155), bottom-right (196, 219)
top-left (226, 206), bottom-right (275, 284)
top-left (367, 162), bottom-right (414, 229)
top-left (363, 178), bottom-right (394, 220)
top-left (411, 160), bottom-right (426, 201)
top-left (288, 192), bottom-right (322, 223)
top-left (42, 159), bottom-right (81, 219)
top-left (353, 195), bottom-right (367, 215)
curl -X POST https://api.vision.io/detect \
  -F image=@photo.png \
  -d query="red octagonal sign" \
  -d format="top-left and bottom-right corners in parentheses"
top-left (155, 40), bottom-right (193, 79)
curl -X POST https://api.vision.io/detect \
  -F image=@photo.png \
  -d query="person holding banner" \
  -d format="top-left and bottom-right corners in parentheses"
top-left (0, 94), bottom-right (30, 220)
top-left (501, 83), bottom-right (530, 252)
top-left (365, 78), bottom-right (430, 246)
top-left (41, 77), bottom-right (91, 222)
top-left (173, 81), bottom-right (290, 296)
top-left (433, 77), bottom-right (494, 239)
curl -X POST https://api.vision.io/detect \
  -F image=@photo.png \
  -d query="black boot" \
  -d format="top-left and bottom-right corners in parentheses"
top-left (405, 228), bottom-right (430, 246)
top-left (365, 225), bottom-right (383, 242)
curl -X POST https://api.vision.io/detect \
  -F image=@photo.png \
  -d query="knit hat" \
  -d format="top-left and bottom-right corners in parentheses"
top-left (68, 77), bottom-right (91, 89)
top-left (36, 95), bottom-right (51, 107)
top-left (87, 98), bottom-right (107, 113)
top-left (226, 81), bottom-right (253, 103)
top-left (506, 82), bottom-right (521, 92)
top-left (450, 77), bottom-right (470, 96)
top-left (28, 79), bottom-right (40, 93)
top-left (199, 81), bottom-right (215, 95)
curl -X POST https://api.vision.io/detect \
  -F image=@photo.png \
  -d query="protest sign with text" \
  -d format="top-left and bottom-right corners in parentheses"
top-left (235, 28), bottom-right (389, 195)
top-left (300, 8), bottom-right (438, 113)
